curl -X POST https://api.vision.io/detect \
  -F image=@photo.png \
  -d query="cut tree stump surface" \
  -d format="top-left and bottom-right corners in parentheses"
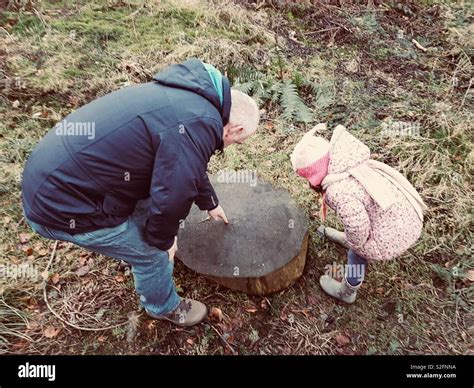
top-left (177, 174), bottom-right (309, 295)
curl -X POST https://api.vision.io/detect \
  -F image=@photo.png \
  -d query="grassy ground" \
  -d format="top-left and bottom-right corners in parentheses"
top-left (0, 0), bottom-right (472, 355)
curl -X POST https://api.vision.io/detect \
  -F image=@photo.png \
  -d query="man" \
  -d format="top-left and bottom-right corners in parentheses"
top-left (22, 58), bottom-right (260, 327)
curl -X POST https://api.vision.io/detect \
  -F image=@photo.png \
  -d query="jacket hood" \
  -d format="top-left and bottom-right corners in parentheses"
top-left (328, 125), bottom-right (371, 174)
top-left (153, 58), bottom-right (231, 125)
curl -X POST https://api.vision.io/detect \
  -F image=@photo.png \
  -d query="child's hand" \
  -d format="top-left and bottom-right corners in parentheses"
top-left (317, 224), bottom-right (326, 237)
top-left (317, 225), bottom-right (350, 249)
top-left (325, 227), bottom-right (350, 249)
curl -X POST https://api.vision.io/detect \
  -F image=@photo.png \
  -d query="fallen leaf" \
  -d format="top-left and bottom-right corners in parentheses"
top-left (75, 265), bottom-right (89, 277)
top-left (43, 326), bottom-right (61, 338)
top-left (22, 246), bottom-right (33, 256)
top-left (114, 275), bottom-right (125, 283)
top-left (224, 333), bottom-right (235, 345)
top-left (210, 307), bottom-right (224, 322)
top-left (10, 256), bottom-right (20, 264)
top-left (37, 249), bottom-right (49, 256)
top-left (26, 298), bottom-right (38, 309)
top-left (34, 243), bottom-right (49, 256)
top-left (98, 335), bottom-right (107, 342)
top-left (376, 287), bottom-right (384, 294)
top-left (11, 339), bottom-right (29, 351)
top-left (19, 233), bottom-right (31, 243)
top-left (245, 308), bottom-right (258, 313)
top-left (51, 273), bottom-right (60, 284)
top-left (7, 16), bottom-right (18, 25)
top-left (335, 333), bottom-right (350, 347)
top-left (186, 338), bottom-right (195, 345)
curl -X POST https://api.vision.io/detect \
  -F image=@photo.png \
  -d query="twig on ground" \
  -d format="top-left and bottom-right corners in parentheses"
top-left (15, 217), bottom-right (25, 229)
top-left (412, 39), bottom-right (428, 52)
top-left (43, 240), bottom-right (141, 332)
top-left (458, 78), bottom-right (472, 110)
top-left (209, 323), bottom-right (237, 355)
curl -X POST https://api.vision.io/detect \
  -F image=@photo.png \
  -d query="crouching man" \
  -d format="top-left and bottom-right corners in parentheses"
top-left (22, 58), bottom-right (259, 326)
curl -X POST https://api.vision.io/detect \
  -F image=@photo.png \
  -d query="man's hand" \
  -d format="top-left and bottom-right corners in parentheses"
top-left (208, 205), bottom-right (229, 224)
top-left (167, 236), bottom-right (178, 263)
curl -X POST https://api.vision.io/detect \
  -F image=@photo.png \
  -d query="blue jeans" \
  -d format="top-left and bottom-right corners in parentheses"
top-left (346, 250), bottom-right (367, 286)
top-left (25, 199), bottom-right (180, 316)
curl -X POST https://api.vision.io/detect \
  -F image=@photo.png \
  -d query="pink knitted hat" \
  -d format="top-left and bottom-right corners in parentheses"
top-left (295, 153), bottom-right (330, 187)
top-left (290, 125), bottom-right (330, 187)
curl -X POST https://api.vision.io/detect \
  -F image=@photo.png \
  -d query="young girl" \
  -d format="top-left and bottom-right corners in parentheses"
top-left (290, 124), bottom-right (427, 303)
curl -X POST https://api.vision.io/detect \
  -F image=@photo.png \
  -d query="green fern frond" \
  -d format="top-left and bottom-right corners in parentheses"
top-left (235, 75), bottom-right (313, 123)
top-left (233, 81), bottom-right (254, 95)
top-left (269, 82), bottom-right (283, 103)
top-left (279, 80), bottom-right (313, 123)
top-left (252, 80), bottom-right (271, 104)
top-left (309, 81), bottom-right (335, 110)
top-left (304, 80), bottom-right (320, 97)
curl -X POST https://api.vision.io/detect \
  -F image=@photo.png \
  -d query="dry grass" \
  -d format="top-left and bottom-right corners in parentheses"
top-left (0, 0), bottom-right (472, 355)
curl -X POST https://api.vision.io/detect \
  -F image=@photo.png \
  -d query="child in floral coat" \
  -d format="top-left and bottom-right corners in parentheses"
top-left (291, 124), bottom-right (427, 303)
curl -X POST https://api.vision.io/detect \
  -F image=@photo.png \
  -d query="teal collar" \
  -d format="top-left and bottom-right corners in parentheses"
top-left (203, 62), bottom-right (223, 107)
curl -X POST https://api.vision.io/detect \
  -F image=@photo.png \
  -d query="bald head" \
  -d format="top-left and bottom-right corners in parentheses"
top-left (223, 90), bottom-right (259, 148)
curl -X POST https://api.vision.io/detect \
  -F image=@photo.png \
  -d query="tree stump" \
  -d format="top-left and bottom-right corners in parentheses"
top-left (177, 173), bottom-right (309, 295)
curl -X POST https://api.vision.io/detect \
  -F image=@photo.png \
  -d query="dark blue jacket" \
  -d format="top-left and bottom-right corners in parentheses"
top-left (22, 59), bottom-right (231, 250)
